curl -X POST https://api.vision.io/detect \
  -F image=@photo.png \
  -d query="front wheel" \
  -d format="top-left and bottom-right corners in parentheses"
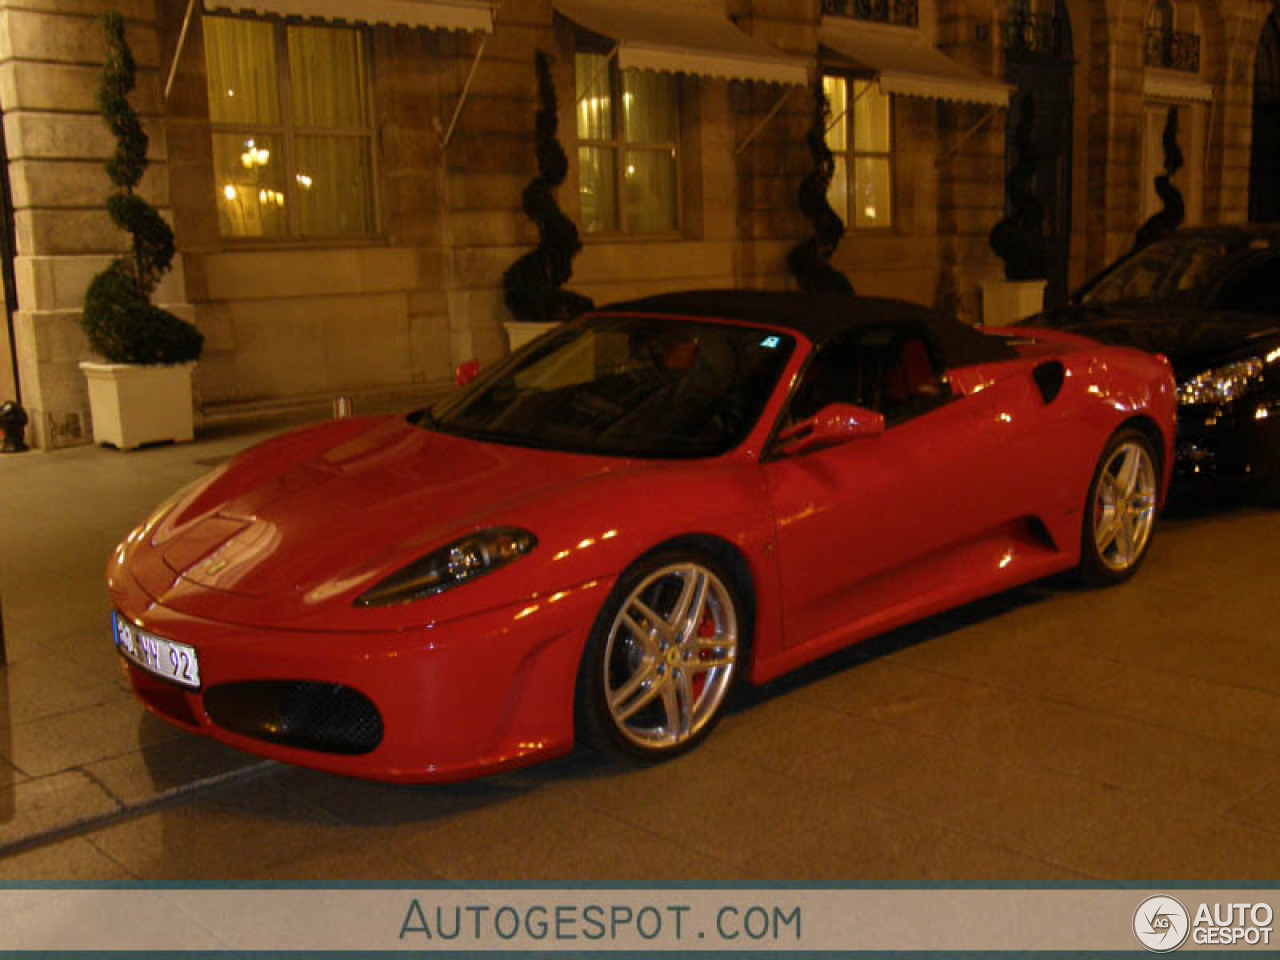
top-left (576, 551), bottom-right (744, 762)
top-left (1079, 428), bottom-right (1160, 584)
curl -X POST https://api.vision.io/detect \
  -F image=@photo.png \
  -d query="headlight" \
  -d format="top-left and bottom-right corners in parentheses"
top-left (1178, 358), bottom-right (1264, 406)
top-left (354, 527), bottom-right (537, 608)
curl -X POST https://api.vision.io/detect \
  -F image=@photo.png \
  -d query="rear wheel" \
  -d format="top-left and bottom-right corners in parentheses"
top-left (1079, 428), bottom-right (1160, 584)
top-left (576, 551), bottom-right (744, 761)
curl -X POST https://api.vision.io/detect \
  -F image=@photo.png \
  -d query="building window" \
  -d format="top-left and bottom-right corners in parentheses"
top-left (575, 51), bottom-right (680, 235)
top-left (1144, 0), bottom-right (1201, 72)
top-left (203, 16), bottom-right (376, 240)
top-left (824, 76), bottom-right (896, 229)
top-left (823, 75), bottom-right (892, 229)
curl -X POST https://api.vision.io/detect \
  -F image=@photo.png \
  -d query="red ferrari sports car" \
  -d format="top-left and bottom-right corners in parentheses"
top-left (108, 291), bottom-right (1177, 782)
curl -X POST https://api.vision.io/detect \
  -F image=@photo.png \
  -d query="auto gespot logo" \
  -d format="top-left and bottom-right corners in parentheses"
top-left (1134, 896), bottom-right (1275, 951)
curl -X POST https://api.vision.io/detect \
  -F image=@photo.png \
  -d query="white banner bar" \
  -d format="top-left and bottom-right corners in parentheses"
top-left (0, 888), bottom-right (1276, 952)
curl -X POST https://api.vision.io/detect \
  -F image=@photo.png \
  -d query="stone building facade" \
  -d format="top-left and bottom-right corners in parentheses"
top-left (0, 0), bottom-right (1275, 449)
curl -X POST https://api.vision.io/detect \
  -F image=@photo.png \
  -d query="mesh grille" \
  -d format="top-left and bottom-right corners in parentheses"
top-left (204, 681), bottom-right (383, 755)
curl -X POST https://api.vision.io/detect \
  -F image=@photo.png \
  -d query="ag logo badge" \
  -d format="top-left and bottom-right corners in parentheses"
top-left (1134, 895), bottom-right (1190, 952)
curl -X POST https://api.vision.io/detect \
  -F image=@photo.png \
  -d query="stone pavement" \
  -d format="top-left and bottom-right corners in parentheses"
top-left (2, 414), bottom-right (1280, 880)
top-left (0, 410), bottom-right (342, 856)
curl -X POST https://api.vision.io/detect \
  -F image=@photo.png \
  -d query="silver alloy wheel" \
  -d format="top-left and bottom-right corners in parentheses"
top-left (602, 562), bottom-right (738, 751)
top-left (1092, 439), bottom-right (1158, 572)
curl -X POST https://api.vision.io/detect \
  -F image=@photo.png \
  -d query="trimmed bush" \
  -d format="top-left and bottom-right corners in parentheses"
top-left (788, 82), bottom-right (854, 294)
top-left (502, 51), bottom-right (593, 325)
top-left (82, 11), bottom-right (202, 365)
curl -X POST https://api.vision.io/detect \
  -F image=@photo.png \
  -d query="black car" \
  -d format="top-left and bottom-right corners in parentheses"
top-left (1034, 225), bottom-right (1280, 499)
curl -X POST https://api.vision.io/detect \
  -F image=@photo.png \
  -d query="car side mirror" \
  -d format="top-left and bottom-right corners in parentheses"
top-left (454, 359), bottom-right (480, 388)
top-left (778, 403), bottom-right (885, 456)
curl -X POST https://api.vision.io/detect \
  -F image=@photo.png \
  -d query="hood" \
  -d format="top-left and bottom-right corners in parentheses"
top-left (127, 415), bottom-right (625, 625)
top-left (1036, 304), bottom-right (1280, 382)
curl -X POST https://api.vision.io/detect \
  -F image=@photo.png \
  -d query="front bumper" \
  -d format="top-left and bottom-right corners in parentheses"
top-left (1173, 401), bottom-right (1280, 488)
top-left (112, 575), bottom-right (613, 783)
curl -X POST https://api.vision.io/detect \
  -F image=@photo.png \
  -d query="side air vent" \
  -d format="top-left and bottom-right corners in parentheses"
top-left (1032, 360), bottom-right (1066, 405)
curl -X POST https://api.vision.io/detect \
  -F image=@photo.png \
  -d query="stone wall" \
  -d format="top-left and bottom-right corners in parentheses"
top-left (0, 0), bottom-right (190, 448)
top-left (3, 0), bottom-right (1273, 449)
top-left (162, 7), bottom-right (475, 415)
top-left (730, 0), bottom-right (816, 292)
top-left (1208, 0), bottom-right (1270, 224)
top-left (934, 0), bottom-right (1006, 322)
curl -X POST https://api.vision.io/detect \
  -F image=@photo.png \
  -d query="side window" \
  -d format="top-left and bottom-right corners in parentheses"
top-left (1215, 257), bottom-right (1280, 315)
top-left (787, 326), bottom-right (948, 428)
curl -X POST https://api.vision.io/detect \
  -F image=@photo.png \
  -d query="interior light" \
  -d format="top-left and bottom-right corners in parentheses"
top-left (222, 185), bottom-right (236, 201)
top-left (240, 144), bottom-right (271, 169)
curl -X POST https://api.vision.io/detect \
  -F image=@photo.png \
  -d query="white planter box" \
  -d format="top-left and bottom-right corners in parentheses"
top-left (980, 279), bottom-right (1048, 327)
top-left (504, 320), bottom-right (560, 352)
top-left (80, 361), bottom-right (195, 451)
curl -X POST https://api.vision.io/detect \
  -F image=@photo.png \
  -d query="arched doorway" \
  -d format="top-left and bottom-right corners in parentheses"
top-left (1250, 9), bottom-right (1280, 222)
top-left (1004, 0), bottom-right (1075, 306)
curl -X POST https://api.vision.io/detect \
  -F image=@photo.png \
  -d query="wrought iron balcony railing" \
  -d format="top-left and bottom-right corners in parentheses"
top-left (1002, 11), bottom-right (1065, 58)
top-left (1144, 27), bottom-right (1200, 72)
top-left (822, 0), bottom-right (919, 29)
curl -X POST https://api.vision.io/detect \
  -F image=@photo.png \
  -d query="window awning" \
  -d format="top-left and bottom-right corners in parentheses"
top-left (202, 0), bottom-right (494, 32)
top-left (819, 19), bottom-right (1012, 107)
top-left (553, 0), bottom-right (808, 85)
top-left (1144, 70), bottom-right (1213, 103)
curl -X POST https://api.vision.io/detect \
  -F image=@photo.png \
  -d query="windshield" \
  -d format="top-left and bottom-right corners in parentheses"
top-left (420, 314), bottom-right (796, 459)
top-left (1081, 237), bottom-right (1228, 306)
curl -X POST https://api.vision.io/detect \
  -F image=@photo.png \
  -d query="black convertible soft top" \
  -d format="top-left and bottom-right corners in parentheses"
top-left (598, 290), bottom-right (1019, 369)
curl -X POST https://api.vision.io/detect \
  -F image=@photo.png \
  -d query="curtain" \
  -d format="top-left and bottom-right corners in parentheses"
top-left (288, 24), bottom-right (369, 128)
top-left (296, 136), bottom-right (374, 235)
top-left (204, 17), bottom-right (279, 125)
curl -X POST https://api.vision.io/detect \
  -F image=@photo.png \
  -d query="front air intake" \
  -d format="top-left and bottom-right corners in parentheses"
top-left (203, 681), bottom-right (383, 755)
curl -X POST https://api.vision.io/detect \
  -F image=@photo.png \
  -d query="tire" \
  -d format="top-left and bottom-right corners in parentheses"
top-left (1079, 428), bottom-right (1160, 585)
top-left (575, 550), bottom-right (746, 762)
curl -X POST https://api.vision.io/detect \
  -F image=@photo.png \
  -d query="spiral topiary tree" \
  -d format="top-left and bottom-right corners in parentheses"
top-left (502, 50), bottom-right (593, 325)
top-left (81, 11), bottom-right (202, 365)
top-left (787, 82), bottom-right (854, 293)
top-left (989, 92), bottom-right (1048, 280)
top-left (1133, 106), bottom-right (1185, 252)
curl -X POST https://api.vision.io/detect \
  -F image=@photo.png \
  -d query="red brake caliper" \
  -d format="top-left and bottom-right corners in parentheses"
top-left (691, 609), bottom-right (716, 699)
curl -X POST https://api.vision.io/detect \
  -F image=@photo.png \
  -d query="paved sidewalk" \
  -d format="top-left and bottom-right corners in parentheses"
top-left (0, 409), bottom-right (360, 854)
top-left (2, 409), bottom-right (1280, 880)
